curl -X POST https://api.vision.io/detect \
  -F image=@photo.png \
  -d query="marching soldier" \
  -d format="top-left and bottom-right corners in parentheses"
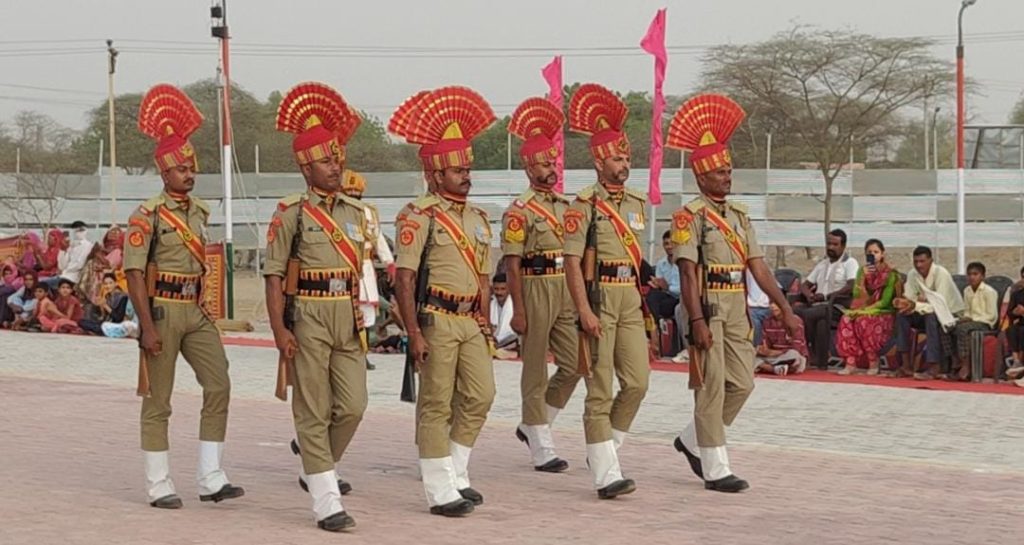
top-left (264, 82), bottom-right (368, 531)
top-left (390, 86), bottom-right (497, 517)
top-left (125, 84), bottom-right (244, 509)
top-left (563, 84), bottom-right (651, 499)
top-left (666, 94), bottom-right (800, 492)
top-left (503, 97), bottom-right (581, 472)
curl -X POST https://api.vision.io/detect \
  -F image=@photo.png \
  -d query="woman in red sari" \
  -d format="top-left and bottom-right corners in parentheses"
top-left (102, 225), bottom-right (125, 270)
top-left (835, 239), bottom-right (903, 375)
top-left (38, 228), bottom-right (68, 279)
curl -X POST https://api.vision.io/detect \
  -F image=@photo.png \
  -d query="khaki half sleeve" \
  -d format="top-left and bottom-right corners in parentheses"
top-left (562, 200), bottom-right (591, 257)
top-left (500, 208), bottom-right (528, 257)
top-left (744, 216), bottom-right (764, 260)
top-left (123, 210), bottom-right (154, 272)
top-left (395, 210), bottom-right (429, 271)
top-left (263, 207), bottom-right (296, 278)
top-left (671, 210), bottom-right (699, 264)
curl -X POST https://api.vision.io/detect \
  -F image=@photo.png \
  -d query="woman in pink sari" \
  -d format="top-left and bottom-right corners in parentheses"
top-left (102, 226), bottom-right (125, 270)
top-left (835, 239), bottom-right (903, 375)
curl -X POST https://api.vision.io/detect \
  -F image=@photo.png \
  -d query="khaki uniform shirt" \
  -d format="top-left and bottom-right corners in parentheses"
top-left (395, 195), bottom-right (493, 298)
top-left (124, 192), bottom-right (210, 275)
top-left (670, 195), bottom-right (763, 266)
top-left (500, 188), bottom-right (569, 258)
top-left (264, 190), bottom-right (367, 277)
top-left (563, 183), bottom-right (647, 263)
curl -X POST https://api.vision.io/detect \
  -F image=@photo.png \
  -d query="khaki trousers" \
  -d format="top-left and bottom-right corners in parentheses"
top-left (141, 299), bottom-right (230, 452)
top-left (583, 284), bottom-right (650, 444)
top-left (692, 291), bottom-right (755, 447)
top-left (417, 312), bottom-right (495, 458)
top-left (520, 275), bottom-right (581, 425)
top-left (292, 296), bottom-right (368, 475)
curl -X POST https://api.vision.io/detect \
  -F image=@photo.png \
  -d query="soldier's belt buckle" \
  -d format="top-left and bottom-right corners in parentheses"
top-left (456, 301), bottom-right (476, 314)
top-left (328, 278), bottom-right (348, 294)
top-left (729, 271), bottom-right (744, 284)
top-left (181, 282), bottom-right (198, 297)
top-left (554, 256), bottom-right (564, 269)
top-left (616, 266), bottom-right (632, 279)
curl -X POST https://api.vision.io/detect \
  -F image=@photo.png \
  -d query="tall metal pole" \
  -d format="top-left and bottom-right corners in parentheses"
top-left (923, 98), bottom-right (930, 170)
top-left (214, 2), bottom-right (234, 319)
top-left (932, 107), bottom-right (941, 170)
top-left (506, 131), bottom-right (511, 171)
top-left (15, 147), bottom-right (20, 174)
top-left (106, 40), bottom-right (118, 225)
top-left (955, 0), bottom-right (976, 274)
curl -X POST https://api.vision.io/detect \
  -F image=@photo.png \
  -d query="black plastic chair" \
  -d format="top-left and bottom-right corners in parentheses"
top-left (952, 274), bottom-right (969, 295)
top-left (969, 275), bottom-right (1016, 381)
top-left (774, 268), bottom-right (802, 295)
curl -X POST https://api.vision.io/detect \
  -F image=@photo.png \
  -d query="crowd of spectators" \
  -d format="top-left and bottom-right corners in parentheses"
top-left (0, 222), bottom-right (137, 338)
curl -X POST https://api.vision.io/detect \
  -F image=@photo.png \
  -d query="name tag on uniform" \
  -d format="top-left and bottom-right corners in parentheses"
top-left (182, 282), bottom-right (198, 297)
top-left (628, 212), bottom-right (644, 230)
top-left (729, 271), bottom-right (744, 284)
top-left (555, 256), bottom-right (564, 268)
top-left (328, 277), bottom-right (348, 294)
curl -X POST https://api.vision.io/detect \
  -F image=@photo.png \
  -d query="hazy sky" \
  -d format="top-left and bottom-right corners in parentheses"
top-left (3, 0), bottom-right (1022, 131)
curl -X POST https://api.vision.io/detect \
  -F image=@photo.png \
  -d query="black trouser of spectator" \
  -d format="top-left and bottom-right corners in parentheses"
top-left (78, 297), bottom-right (129, 336)
top-left (646, 290), bottom-right (679, 320)
top-left (0, 285), bottom-right (15, 324)
top-left (795, 303), bottom-right (831, 368)
top-left (1007, 322), bottom-right (1024, 355)
top-left (896, 312), bottom-right (947, 372)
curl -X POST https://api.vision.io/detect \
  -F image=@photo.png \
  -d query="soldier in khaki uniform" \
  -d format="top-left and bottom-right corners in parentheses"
top-left (666, 94), bottom-right (801, 493)
top-left (563, 84), bottom-right (651, 499)
top-left (125, 84), bottom-right (243, 509)
top-left (390, 86), bottom-right (497, 517)
top-left (264, 82), bottom-right (368, 532)
top-left (502, 97), bottom-right (581, 472)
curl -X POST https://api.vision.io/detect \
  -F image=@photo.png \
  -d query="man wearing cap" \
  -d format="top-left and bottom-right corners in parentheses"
top-left (125, 84), bottom-right (244, 510)
top-left (341, 169), bottom-right (395, 371)
top-left (264, 82), bottom-right (368, 532)
top-left (502, 97), bottom-right (581, 473)
top-left (563, 83), bottom-right (651, 499)
top-left (390, 86), bottom-right (497, 517)
top-left (666, 94), bottom-right (801, 493)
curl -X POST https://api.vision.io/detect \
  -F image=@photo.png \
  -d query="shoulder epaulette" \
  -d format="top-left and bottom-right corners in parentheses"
top-left (552, 191), bottom-right (570, 203)
top-left (277, 193), bottom-right (303, 211)
top-left (192, 196), bottom-right (210, 215)
top-left (139, 195), bottom-right (165, 214)
top-left (514, 189), bottom-right (535, 207)
top-left (409, 194), bottom-right (440, 215)
top-left (625, 187), bottom-right (647, 202)
top-left (575, 186), bottom-right (595, 202)
top-left (470, 204), bottom-right (489, 219)
top-left (338, 193), bottom-right (366, 210)
top-left (729, 201), bottom-right (749, 214)
top-left (684, 198), bottom-right (706, 213)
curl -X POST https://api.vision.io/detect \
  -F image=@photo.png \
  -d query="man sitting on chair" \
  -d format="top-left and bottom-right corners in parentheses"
top-left (795, 229), bottom-right (858, 368)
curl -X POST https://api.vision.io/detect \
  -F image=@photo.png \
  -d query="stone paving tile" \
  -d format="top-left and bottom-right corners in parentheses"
top-left (1, 376), bottom-right (1022, 545)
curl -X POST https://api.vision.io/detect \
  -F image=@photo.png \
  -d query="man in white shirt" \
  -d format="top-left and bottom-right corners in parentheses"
top-left (795, 229), bottom-right (859, 368)
top-left (490, 273), bottom-right (516, 351)
top-left (893, 246), bottom-right (965, 380)
top-left (58, 220), bottom-right (93, 284)
top-left (950, 262), bottom-right (998, 380)
top-left (747, 270), bottom-right (772, 347)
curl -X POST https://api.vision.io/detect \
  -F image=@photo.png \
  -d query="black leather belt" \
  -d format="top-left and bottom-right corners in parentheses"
top-left (706, 272), bottom-right (744, 286)
top-left (425, 294), bottom-right (480, 315)
top-left (155, 279), bottom-right (200, 300)
top-left (598, 263), bottom-right (636, 283)
top-left (522, 254), bottom-right (565, 276)
top-left (297, 277), bottom-right (353, 297)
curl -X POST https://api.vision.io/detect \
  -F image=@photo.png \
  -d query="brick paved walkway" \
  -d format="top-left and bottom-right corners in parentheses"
top-left (1, 331), bottom-right (1023, 544)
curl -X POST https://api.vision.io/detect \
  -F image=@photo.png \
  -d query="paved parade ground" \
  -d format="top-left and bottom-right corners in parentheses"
top-left (2, 330), bottom-right (1023, 545)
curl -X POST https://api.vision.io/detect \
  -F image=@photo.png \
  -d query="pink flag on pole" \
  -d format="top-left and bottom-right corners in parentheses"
top-left (640, 8), bottom-right (667, 205)
top-left (541, 55), bottom-right (565, 193)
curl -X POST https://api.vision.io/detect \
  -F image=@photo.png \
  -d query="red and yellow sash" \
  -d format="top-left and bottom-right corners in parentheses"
top-left (702, 207), bottom-right (747, 263)
top-left (431, 207), bottom-right (482, 289)
top-left (524, 199), bottom-right (564, 243)
top-left (157, 207), bottom-right (205, 267)
top-left (302, 202), bottom-right (361, 272)
top-left (592, 197), bottom-right (643, 275)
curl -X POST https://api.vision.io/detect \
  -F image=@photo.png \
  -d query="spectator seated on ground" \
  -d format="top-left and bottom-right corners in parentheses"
top-left (794, 229), bottom-right (859, 368)
top-left (490, 272), bottom-right (518, 357)
top-left (834, 239), bottom-right (903, 376)
top-left (892, 246), bottom-right (964, 380)
top-left (76, 242), bottom-right (111, 309)
top-left (755, 303), bottom-right (808, 376)
top-left (4, 272), bottom-right (39, 330)
top-left (37, 228), bottom-right (67, 282)
top-left (33, 280), bottom-right (82, 334)
top-left (948, 262), bottom-right (998, 381)
top-left (79, 273), bottom-right (129, 335)
top-left (101, 298), bottom-right (139, 339)
top-left (50, 220), bottom-right (91, 290)
top-left (0, 257), bottom-right (24, 324)
top-left (101, 226), bottom-right (125, 271)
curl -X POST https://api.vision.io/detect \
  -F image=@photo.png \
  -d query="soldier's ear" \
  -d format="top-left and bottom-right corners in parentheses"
top-left (592, 157), bottom-right (603, 172)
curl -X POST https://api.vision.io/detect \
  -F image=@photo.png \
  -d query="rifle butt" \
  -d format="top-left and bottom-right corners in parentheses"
top-left (687, 346), bottom-right (704, 390)
top-left (275, 355), bottom-right (290, 401)
top-left (400, 352), bottom-right (416, 403)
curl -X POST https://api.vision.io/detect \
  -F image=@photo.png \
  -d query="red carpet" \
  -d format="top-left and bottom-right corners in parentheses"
top-left (221, 337), bottom-right (1024, 396)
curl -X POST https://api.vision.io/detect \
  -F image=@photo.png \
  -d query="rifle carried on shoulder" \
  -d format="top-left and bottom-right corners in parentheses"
top-left (577, 205), bottom-right (600, 378)
top-left (275, 204), bottom-right (303, 401)
top-left (401, 214), bottom-right (435, 403)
